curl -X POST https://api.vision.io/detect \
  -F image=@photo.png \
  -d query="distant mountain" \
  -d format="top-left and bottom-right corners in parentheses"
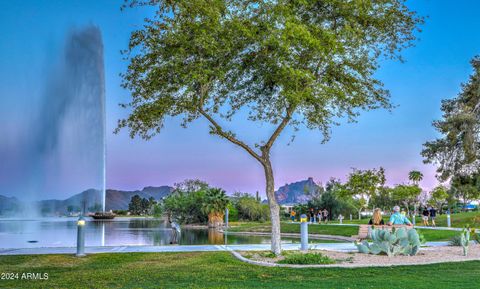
top-left (274, 177), bottom-right (320, 205)
top-left (0, 186), bottom-right (174, 216)
top-left (0, 195), bottom-right (20, 215)
top-left (105, 186), bottom-right (173, 211)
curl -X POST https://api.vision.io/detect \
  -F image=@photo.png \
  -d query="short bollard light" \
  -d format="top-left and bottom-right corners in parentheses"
top-left (447, 213), bottom-right (451, 227)
top-left (300, 214), bottom-right (308, 251)
top-left (76, 216), bottom-right (86, 257)
top-left (300, 214), bottom-right (307, 223)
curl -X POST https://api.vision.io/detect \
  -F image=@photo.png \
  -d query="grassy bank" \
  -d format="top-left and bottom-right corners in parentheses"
top-left (228, 222), bottom-right (358, 236)
top-left (1, 252), bottom-right (479, 288)
top-left (332, 211), bottom-right (480, 228)
top-left (228, 222), bottom-right (459, 241)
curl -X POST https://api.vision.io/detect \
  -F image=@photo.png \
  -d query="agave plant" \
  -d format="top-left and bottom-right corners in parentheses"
top-left (355, 227), bottom-right (421, 257)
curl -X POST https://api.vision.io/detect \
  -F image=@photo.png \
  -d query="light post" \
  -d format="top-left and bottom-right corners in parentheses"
top-left (300, 214), bottom-right (308, 251)
top-left (412, 204), bottom-right (417, 226)
top-left (76, 216), bottom-right (86, 257)
top-left (447, 212), bottom-right (451, 227)
top-left (225, 208), bottom-right (229, 229)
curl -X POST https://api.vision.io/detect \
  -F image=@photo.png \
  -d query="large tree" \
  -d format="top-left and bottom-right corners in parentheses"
top-left (407, 170), bottom-right (423, 215)
top-left (339, 167), bottom-right (386, 219)
top-left (391, 184), bottom-right (421, 215)
top-left (422, 57), bottom-right (480, 181)
top-left (118, 0), bottom-right (423, 254)
top-left (450, 173), bottom-right (480, 210)
top-left (428, 185), bottom-right (448, 213)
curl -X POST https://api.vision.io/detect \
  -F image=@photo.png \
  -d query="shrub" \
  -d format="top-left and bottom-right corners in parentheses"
top-left (226, 204), bottom-right (239, 222)
top-left (112, 210), bottom-right (128, 215)
top-left (355, 227), bottom-right (421, 257)
top-left (163, 189), bottom-right (208, 224)
top-left (278, 252), bottom-right (335, 265)
top-left (233, 193), bottom-right (270, 222)
top-left (449, 235), bottom-right (463, 246)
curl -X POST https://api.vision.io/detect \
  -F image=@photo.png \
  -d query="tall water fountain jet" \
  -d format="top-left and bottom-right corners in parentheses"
top-left (24, 25), bottom-right (107, 216)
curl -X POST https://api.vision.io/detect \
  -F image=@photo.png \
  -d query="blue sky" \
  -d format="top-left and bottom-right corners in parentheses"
top-left (1, 0), bottom-right (479, 199)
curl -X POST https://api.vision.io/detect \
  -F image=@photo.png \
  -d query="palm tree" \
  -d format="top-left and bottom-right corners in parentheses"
top-left (408, 170), bottom-right (424, 186)
top-left (202, 188), bottom-right (230, 228)
top-left (408, 170), bottom-right (424, 219)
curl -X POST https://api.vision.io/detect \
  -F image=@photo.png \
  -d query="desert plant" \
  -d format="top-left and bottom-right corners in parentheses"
top-left (460, 226), bottom-right (472, 256)
top-left (418, 232), bottom-right (427, 245)
top-left (355, 227), bottom-right (421, 257)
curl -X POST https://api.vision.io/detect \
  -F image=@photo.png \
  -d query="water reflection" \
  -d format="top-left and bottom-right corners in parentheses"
top-left (0, 218), bottom-right (323, 249)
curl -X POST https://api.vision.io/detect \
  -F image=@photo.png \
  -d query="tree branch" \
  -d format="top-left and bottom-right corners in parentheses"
top-left (262, 106), bottom-right (295, 153)
top-left (198, 107), bottom-right (264, 164)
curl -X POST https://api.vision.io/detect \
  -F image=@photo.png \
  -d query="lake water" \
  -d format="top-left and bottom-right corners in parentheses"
top-left (0, 218), bottom-right (329, 249)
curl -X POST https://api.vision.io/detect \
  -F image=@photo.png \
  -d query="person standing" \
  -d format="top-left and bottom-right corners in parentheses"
top-left (290, 210), bottom-right (296, 222)
top-left (317, 210), bottom-right (323, 223)
top-left (322, 209), bottom-right (329, 224)
top-left (429, 207), bottom-right (437, 227)
top-left (422, 207), bottom-right (430, 226)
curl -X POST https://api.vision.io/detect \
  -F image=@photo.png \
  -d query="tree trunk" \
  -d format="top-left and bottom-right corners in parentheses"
top-left (358, 209), bottom-right (361, 220)
top-left (208, 212), bottom-right (224, 228)
top-left (263, 159), bottom-right (281, 255)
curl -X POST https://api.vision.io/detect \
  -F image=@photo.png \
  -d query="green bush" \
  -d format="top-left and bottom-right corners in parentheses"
top-left (152, 204), bottom-right (163, 217)
top-left (232, 193), bottom-right (270, 222)
top-left (449, 235), bottom-right (462, 246)
top-left (226, 204), bottom-right (239, 222)
top-left (112, 210), bottom-right (128, 215)
top-left (277, 252), bottom-right (335, 265)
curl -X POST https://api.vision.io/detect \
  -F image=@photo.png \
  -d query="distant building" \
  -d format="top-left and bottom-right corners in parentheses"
top-left (281, 203), bottom-right (296, 213)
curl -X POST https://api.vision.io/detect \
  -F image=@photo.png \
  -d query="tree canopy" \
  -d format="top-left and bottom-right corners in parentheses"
top-left (408, 170), bottom-right (423, 185)
top-left (422, 56), bottom-right (480, 181)
top-left (118, 0), bottom-right (423, 146)
top-left (339, 167), bottom-right (386, 218)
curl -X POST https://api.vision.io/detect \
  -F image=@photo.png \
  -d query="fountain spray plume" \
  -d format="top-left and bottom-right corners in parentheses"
top-left (25, 25), bottom-right (107, 217)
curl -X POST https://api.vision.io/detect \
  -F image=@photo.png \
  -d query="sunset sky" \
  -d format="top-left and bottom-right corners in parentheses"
top-left (1, 0), bottom-right (480, 200)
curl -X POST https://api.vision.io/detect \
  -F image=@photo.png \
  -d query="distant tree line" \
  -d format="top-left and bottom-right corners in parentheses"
top-left (293, 166), bottom-right (480, 221)
top-left (128, 195), bottom-right (159, 216)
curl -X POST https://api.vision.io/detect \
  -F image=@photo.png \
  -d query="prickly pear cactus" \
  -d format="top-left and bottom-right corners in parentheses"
top-left (354, 227), bottom-right (421, 257)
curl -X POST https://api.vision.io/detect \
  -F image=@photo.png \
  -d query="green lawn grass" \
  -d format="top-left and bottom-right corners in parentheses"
top-left (229, 222), bottom-right (459, 241)
top-left (229, 222), bottom-right (358, 237)
top-left (1, 252), bottom-right (479, 288)
top-left (333, 211), bottom-right (480, 228)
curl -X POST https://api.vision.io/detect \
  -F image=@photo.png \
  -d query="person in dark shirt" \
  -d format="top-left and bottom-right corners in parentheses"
top-left (429, 207), bottom-right (437, 227)
top-left (422, 208), bottom-right (430, 226)
top-left (368, 208), bottom-right (385, 225)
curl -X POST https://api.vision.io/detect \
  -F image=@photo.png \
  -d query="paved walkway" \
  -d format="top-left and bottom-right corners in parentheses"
top-left (0, 241), bottom-right (449, 256)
